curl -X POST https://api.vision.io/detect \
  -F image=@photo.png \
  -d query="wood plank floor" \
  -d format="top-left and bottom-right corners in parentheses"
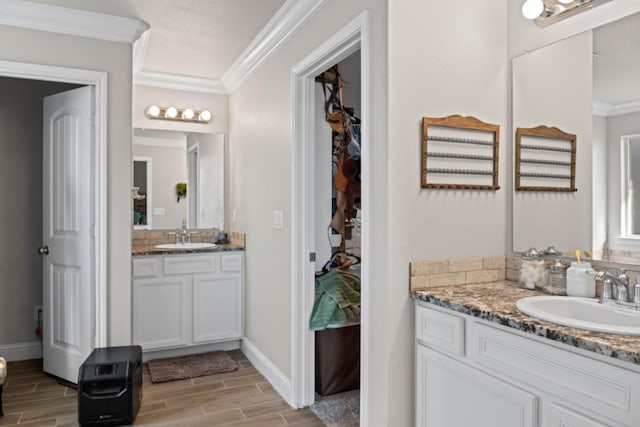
top-left (0, 351), bottom-right (326, 426)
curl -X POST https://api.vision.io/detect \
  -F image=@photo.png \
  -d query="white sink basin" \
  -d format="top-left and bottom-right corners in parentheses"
top-left (154, 242), bottom-right (217, 250)
top-left (516, 296), bottom-right (640, 335)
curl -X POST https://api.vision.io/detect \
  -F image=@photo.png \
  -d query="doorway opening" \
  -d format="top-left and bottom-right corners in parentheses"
top-left (0, 61), bottom-right (107, 381)
top-left (291, 11), bottom-right (370, 426)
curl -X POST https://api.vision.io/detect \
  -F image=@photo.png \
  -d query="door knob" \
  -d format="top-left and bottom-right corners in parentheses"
top-left (38, 246), bottom-right (49, 255)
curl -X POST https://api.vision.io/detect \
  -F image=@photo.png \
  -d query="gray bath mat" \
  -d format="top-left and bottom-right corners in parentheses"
top-left (147, 351), bottom-right (238, 383)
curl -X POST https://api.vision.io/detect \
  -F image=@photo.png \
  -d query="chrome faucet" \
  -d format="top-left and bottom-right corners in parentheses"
top-left (595, 270), bottom-right (640, 309)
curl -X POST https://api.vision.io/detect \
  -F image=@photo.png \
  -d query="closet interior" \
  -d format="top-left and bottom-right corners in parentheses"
top-left (310, 50), bottom-right (362, 401)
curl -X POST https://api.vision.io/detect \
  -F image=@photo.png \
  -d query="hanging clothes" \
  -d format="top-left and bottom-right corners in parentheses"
top-left (319, 64), bottom-right (362, 248)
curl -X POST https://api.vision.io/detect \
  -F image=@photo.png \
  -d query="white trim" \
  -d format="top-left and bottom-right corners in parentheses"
top-left (222, 0), bottom-right (327, 93)
top-left (0, 342), bottom-right (43, 362)
top-left (133, 30), bottom-right (151, 74)
top-left (134, 70), bottom-right (228, 95)
top-left (187, 143), bottom-right (200, 229)
top-left (290, 11), bottom-right (369, 426)
top-left (593, 100), bottom-right (640, 117)
top-left (241, 338), bottom-right (293, 406)
top-left (0, 0), bottom-right (148, 43)
top-left (133, 135), bottom-right (187, 149)
top-left (0, 60), bottom-right (108, 349)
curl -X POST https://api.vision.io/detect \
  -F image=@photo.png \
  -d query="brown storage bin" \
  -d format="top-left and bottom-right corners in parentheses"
top-left (315, 324), bottom-right (360, 396)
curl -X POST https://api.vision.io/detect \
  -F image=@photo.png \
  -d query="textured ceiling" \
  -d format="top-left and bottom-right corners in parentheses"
top-left (131, 0), bottom-right (286, 79)
top-left (26, 0), bottom-right (286, 80)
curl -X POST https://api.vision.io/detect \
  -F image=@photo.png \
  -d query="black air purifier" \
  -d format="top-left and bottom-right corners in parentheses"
top-left (77, 346), bottom-right (142, 426)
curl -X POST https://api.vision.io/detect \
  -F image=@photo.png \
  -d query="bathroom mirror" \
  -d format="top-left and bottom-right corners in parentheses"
top-left (512, 11), bottom-right (640, 261)
top-left (133, 128), bottom-right (224, 231)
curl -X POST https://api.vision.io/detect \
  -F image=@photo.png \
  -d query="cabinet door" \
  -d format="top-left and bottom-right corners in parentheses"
top-left (416, 345), bottom-right (537, 427)
top-left (133, 276), bottom-right (190, 350)
top-left (192, 273), bottom-right (243, 343)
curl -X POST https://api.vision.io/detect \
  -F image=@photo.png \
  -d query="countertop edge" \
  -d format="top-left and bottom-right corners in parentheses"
top-left (412, 284), bottom-right (640, 366)
top-left (132, 246), bottom-right (245, 256)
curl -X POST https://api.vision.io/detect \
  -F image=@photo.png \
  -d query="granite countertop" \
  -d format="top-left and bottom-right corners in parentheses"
top-left (132, 242), bottom-right (245, 256)
top-left (412, 281), bottom-right (640, 366)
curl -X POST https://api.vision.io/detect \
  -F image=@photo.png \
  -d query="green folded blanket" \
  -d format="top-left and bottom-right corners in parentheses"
top-left (309, 269), bottom-right (361, 331)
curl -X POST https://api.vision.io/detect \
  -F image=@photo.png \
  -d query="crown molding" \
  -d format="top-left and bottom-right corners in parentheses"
top-left (0, 0), bottom-right (149, 43)
top-left (133, 30), bottom-right (151, 73)
top-left (221, 0), bottom-right (327, 93)
top-left (593, 100), bottom-right (640, 117)
top-left (134, 70), bottom-right (228, 95)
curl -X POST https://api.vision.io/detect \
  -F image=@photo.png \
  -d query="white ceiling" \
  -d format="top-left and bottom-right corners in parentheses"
top-left (26, 0), bottom-right (286, 81)
top-left (131, 0), bottom-right (285, 80)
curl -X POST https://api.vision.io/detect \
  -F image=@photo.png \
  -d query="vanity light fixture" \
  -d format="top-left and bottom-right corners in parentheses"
top-left (522, 0), bottom-right (612, 27)
top-left (144, 105), bottom-right (212, 124)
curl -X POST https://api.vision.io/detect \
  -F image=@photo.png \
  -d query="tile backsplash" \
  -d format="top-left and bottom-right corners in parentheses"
top-left (132, 229), bottom-right (245, 249)
top-left (410, 256), bottom-right (506, 292)
top-left (411, 254), bottom-right (640, 296)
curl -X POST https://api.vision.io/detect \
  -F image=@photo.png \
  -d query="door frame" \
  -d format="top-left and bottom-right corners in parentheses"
top-left (290, 10), bottom-right (369, 423)
top-left (0, 60), bottom-right (108, 349)
top-left (187, 142), bottom-right (200, 228)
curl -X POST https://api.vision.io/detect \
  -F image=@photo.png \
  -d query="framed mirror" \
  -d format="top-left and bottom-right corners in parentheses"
top-left (132, 128), bottom-right (224, 231)
top-left (512, 11), bottom-right (640, 262)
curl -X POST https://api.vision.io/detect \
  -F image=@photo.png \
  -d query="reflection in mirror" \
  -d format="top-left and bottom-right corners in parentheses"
top-left (512, 31), bottom-right (592, 254)
top-left (593, 12), bottom-right (640, 263)
top-left (132, 128), bottom-right (224, 231)
top-left (512, 11), bottom-right (640, 264)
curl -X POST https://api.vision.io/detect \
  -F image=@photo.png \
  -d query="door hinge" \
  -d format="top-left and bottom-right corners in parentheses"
top-left (309, 252), bottom-right (316, 262)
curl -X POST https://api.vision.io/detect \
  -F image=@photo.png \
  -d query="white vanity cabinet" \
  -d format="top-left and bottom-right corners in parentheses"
top-left (415, 301), bottom-right (640, 427)
top-left (133, 252), bottom-right (244, 353)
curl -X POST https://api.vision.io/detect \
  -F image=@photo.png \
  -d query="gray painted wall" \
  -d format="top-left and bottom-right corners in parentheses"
top-left (0, 77), bottom-right (79, 345)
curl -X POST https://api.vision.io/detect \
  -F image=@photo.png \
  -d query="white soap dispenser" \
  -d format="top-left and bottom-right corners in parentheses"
top-left (565, 258), bottom-right (595, 298)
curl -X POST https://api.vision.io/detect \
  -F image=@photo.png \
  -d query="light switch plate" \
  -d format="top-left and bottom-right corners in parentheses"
top-left (273, 210), bottom-right (284, 230)
top-left (153, 207), bottom-right (165, 216)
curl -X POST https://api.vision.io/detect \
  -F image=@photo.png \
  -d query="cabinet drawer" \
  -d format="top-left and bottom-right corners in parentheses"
top-left (220, 253), bottom-right (243, 272)
top-left (416, 303), bottom-right (464, 356)
top-left (546, 403), bottom-right (614, 427)
top-left (164, 254), bottom-right (218, 275)
top-left (133, 257), bottom-right (160, 277)
top-left (470, 322), bottom-right (640, 425)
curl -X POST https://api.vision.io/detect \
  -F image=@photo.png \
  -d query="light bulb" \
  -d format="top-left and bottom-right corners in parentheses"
top-left (199, 110), bottom-right (212, 122)
top-left (182, 108), bottom-right (195, 120)
top-left (166, 107), bottom-right (178, 119)
top-left (522, 0), bottom-right (544, 19)
top-left (146, 105), bottom-right (160, 117)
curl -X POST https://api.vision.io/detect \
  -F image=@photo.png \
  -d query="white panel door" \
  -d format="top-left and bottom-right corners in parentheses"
top-left (192, 274), bottom-right (243, 343)
top-left (42, 86), bottom-right (94, 383)
top-left (416, 345), bottom-right (537, 427)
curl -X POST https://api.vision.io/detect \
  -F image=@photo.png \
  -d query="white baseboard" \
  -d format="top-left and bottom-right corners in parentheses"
top-left (140, 340), bottom-right (240, 363)
top-left (241, 337), bottom-right (292, 407)
top-left (0, 341), bottom-right (43, 361)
